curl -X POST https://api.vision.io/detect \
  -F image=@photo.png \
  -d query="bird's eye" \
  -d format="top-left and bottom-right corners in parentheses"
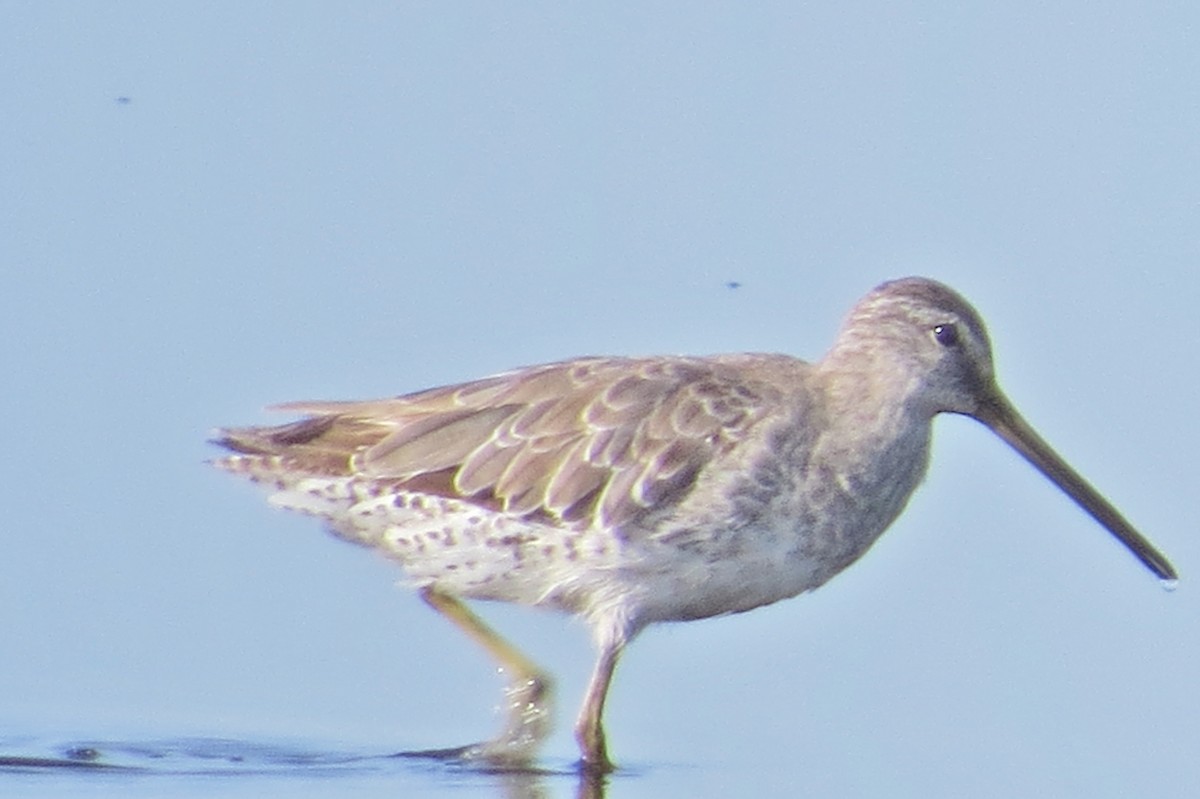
top-left (933, 323), bottom-right (960, 347)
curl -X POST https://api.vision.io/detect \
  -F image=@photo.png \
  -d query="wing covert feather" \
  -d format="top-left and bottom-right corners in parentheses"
top-left (222, 356), bottom-right (793, 530)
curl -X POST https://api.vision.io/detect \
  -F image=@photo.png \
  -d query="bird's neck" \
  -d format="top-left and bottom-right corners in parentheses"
top-left (812, 357), bottom-right (933, 483)
top-left (817, 349), bottom-right (928, 422)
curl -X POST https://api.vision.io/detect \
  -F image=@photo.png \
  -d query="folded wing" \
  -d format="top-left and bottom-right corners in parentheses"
top-left (214, 356), bottom-right (780, 530)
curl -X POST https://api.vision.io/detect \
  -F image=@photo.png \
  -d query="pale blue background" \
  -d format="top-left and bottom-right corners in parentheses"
top-left (2, 3), bottom-right (1197, 797)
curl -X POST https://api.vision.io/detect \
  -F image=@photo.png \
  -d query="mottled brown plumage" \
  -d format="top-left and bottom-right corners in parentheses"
top-left (213, 277), bottom-right (1175, 773)
top-left (219, 357), bottom-right (781, 529)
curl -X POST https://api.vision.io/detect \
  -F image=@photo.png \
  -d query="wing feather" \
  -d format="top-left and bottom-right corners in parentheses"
top-left (214, 355), bottom-right (791, 530)
top-left (362, 406), bottom-right (519, 475)
top-left (543, 439), bottom-right (609, 515)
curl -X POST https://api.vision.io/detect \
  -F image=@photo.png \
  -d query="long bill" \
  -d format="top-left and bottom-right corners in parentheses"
top-left (974, 391), bottom-right (1177, 582)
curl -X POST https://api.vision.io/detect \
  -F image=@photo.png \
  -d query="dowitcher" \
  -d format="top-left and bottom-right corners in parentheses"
top-left (212, 277), bottom-right (1175, 773)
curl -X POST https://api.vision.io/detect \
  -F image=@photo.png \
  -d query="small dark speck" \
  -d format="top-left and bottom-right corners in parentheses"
top-left (725, 281), bottom-right (742, 289)
top-left (116, 96), bottom-right (132, 105)
top-left (65, 747), bottom-right (101, 761)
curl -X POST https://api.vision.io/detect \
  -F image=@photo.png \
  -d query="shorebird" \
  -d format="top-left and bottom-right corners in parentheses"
top-left (212, 277), bottom-right (1176, 773)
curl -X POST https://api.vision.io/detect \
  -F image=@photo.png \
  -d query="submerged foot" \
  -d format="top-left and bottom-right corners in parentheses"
top-left (575, 717), bottom-right (615, 775)
top-left (481, 671), bottom-right (554, 764)
top-left (396, 672), bottom-right (555, 770)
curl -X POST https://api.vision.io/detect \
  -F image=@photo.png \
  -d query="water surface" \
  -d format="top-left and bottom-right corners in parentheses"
top-left (0, 732), bottom-right (678, 799)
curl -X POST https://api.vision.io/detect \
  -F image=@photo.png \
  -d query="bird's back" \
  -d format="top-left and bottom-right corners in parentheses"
top-left (212, 354), bottom-right (812, 619)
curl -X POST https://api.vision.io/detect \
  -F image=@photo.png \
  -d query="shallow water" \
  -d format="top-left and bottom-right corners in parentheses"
top-left (0, 733), bottom-right (657, 799)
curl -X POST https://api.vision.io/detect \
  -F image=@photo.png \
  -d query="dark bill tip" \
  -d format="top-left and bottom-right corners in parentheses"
top-left (974, 393), bottom-right (1177, 583)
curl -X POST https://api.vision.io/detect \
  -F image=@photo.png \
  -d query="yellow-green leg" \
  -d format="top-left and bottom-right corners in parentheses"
top-left (420, 587), bottom-right (554, 766)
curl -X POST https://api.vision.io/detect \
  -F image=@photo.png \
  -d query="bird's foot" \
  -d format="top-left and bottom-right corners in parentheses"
top-left (399, 672), bottom-right (555, 770)
top-left (483, 672), bottom-right (554, 763)
top-left (575, 718), bottom-right (615, 774)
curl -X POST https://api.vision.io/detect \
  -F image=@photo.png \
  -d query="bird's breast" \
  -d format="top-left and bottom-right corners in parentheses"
top-left (629, 409), bottom-right (934, 623)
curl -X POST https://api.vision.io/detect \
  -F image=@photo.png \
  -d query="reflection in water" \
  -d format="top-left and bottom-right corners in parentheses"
top-left (0, 735), bottom-right (613, 797)
top-left (395, 747), bottom-right (610, 799)
top-left (456, 758), bottom-right (614, 796)
top-left (389, 749), bottom-right (612, 799)
top-left (479, 766), bottom-right (607, 799)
